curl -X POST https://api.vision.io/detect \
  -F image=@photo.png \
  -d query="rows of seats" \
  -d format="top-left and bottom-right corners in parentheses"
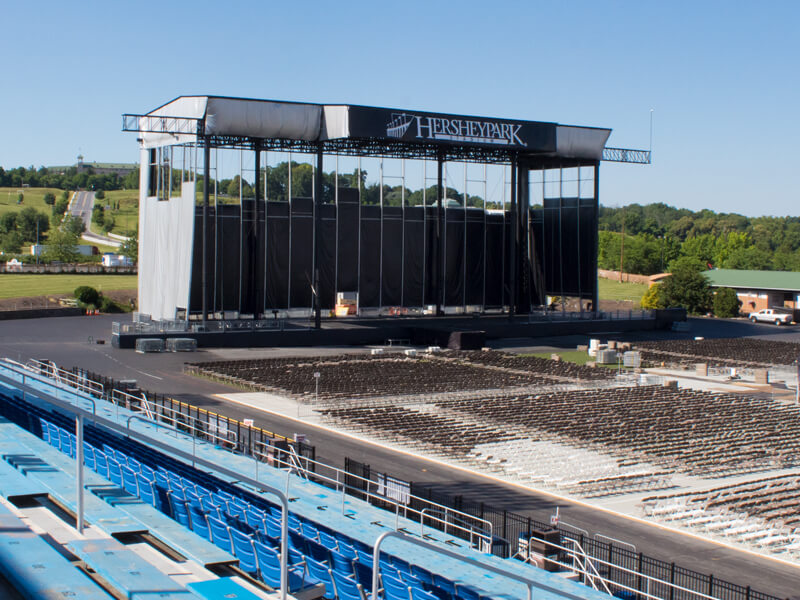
top-left (186, 353), bottom-right (549, 401)
top-left (643, 475), bottom-right (800, 558)
top-left (0, 386), bottom-right (501, 600)
top-left (634, 338), bottom-right (800, 369)
top-left (445, 351), bottom-right (617, 382)
top-left (321, 383), bottom-right (800, 489)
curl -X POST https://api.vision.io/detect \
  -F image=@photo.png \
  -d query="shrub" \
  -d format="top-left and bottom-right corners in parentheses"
top-left (640, 284), bottom-right (665, 309)
top-left (713, 287), bottom-right (742, 318)
top-left (43, 192), bottom-right (56, 206)
top-left (74, 286), bottom-right (100, 306)
top-left (99, 296), bottom-right (121, 313)
top-left (95, 189), bottom-right (105, 200)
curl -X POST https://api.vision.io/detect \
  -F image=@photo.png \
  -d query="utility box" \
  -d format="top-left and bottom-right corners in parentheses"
top-left (529, 529), bottom-right (561, 572)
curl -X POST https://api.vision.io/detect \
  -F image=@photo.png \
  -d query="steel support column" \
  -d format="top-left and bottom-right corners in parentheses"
top-left (435, 151), bottom-right (444, 315)
top-left (314, 146), bottom-right (323, 329)
top-left (592, 161), bottom-right (600, 316)
top-left (76, 414), bottom-right (84, 533)
top-left (253, 144), bottom-right (261, 316)
top-left (202, 137), bottom-right (210, 324)
top-left (508, 154), bottom-right (518, 317)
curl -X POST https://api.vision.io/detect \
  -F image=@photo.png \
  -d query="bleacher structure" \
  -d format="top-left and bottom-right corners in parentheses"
top-left (0, 357), bottom-right (731, 600)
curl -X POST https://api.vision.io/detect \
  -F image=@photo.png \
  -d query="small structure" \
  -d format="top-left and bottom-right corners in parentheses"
top-left (704, 269), bottom-right (800, 312)
top-left (101, 253), bottom-right (134, 267)
top-left (4, 258), bottom-right (23, 271)
top-left (30, 244), bottom-right (96, 257)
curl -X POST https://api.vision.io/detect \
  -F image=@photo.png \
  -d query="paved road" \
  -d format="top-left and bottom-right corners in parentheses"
top-left (69, 191), bottom-right (121, 248)
top-left (1, 315), bottom-right (799, 597)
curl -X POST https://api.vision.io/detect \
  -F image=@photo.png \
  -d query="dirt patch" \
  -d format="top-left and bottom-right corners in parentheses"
top-left (0, 288), bottom-right (137, 313)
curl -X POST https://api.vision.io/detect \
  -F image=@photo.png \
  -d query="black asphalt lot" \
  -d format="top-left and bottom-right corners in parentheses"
top-left (1, 314), bottom-right (800, 597)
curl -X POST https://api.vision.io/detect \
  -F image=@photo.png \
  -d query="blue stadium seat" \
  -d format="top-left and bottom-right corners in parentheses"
top-left (188, 503), bottom-right (210, 541)
top-left (410, 564), bottom-right (434, 587)
top-left (230, 528), bottom-right (258, 576)
top-left (338, 541), bottom-right (358, 560)
top-left (121, 465), bottom-right (139, 496)
top-left (301, 521), bottom-right (320, 541)
top-left (306, 539), bottom-right (332, 564)
top-left (318, 530), bottom-right (339, 551)
top-left (332, 569), bottom-right (369, 600)
top-left (38, 417), bottom-right (50, 444)
top-left (83, 442), bottom-right (96, 470)
top-left (168, 493), bottom-right (191, 529)
top-left (94, 450), bottom-right (109, 479)
top-left (208, 515), bottom-right (234, 554)
top-left (412, 587), bottom-right (441, 600)
top-left (353, 559), bottom-right (373, 592)
top-left (136, 473), bottom-right (160, 510)
top-left (455, 585), bottom-right (482, 600)
top-left (382, 573), bottom-right (412, 600)
top-left (329, 549), bottom-right (355, 577)
top-left (107, 459), bottom-right (124, 487)
top-left (253, 539), bottom-right (318, 593)
top-left (304, 555), bottom-right (336, 600)
top-left (431, 574), bottom-right (457, 600)
top-left (245, 506), bottom-right (266, 533)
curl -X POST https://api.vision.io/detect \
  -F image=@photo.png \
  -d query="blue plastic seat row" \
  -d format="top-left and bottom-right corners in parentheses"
top-left (19, 402), bottom-right (495, 600)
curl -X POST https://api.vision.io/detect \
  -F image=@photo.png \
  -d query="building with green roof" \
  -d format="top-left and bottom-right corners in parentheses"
top-left (704, 269), bottom-right (800, 311)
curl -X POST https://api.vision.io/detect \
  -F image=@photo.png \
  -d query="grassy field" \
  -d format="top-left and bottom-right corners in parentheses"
top-left (0, 274), bottom-right (137, 299)
top-left (523, 350), bottom-right (592, 365)
top-left (0, 187), bottom-right (68, 217)
top-left (597, 278), bottom-right (648, 303)
top-left (99, 190), bottom-right (138, 236)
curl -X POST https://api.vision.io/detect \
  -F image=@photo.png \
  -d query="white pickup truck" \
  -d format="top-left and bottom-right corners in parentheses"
top-left (748, 308), bottom-right (792, 325)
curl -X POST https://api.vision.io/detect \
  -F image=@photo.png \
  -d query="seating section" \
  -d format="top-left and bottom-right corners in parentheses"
top-left (634, 338), bottom-right (800, 369)
top-left (643, 475), bottom-right (800, 558)
top-left (186, 352), bottom-right (567, 401)
top-left (0, 384), bottom-right (545, 600)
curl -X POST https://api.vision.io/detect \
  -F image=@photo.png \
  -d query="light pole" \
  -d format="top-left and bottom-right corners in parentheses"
top-left (313, 371), bottom-right (321, 406)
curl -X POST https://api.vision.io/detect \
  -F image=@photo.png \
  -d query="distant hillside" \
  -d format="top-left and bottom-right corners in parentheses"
top-left (598, 203), bottom-right (800, 275)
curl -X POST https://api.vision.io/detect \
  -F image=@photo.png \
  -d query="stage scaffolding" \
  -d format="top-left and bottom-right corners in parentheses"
top-left (124, 96), bottom-right (648, 326)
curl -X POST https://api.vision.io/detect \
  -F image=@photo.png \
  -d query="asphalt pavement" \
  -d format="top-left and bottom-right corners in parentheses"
top-left (68, 190), bottom-right (121, 248)
top-left (1, 314), bottom-right (799, 597)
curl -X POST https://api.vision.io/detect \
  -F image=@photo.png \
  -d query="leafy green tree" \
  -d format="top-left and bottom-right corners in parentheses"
top-left (17, 207), bottom-right (50, 242)
top-left (95, 189), bottom-right (105, 200)
top-left (62, 214), bottom-right (85, 237)
top-left (16, 192), bottom-right (23, 204)
top-left (0, 231), bottom-right (23, 254)
top-left (640, 284), bottom-right (665, 309)
top-left (53, 198), bottom-right (69, 218)
top-left (74, 286), bottom-right (100, 306)
top-left (660, 258), bottom-right (712, 314)
top-left (43, 192), bottom-right (56, 206)
top-left (102, 216), bottom-right (115, 234)
top-left (61, 190), bottom-right (70, 202)
top-left (92, 204), bottom-right (104, 226)
top-left (713, 287), bottom-right (741, 318)
top-left (0, 213), bottom-right (18, 235)
top-left (120, 228), bottom-right (138, 263)
top-left (44, 227), bottom-right (80, 263)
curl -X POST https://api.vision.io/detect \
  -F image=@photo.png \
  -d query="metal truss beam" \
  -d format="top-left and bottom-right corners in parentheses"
top-left (122, 114), bottom-right (201, 135)
top-left (602, 147), bottom-right (651, 164)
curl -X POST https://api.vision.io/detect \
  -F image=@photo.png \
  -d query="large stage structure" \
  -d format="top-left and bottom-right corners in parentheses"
top-left (123, 96), bottom-right (648, 327)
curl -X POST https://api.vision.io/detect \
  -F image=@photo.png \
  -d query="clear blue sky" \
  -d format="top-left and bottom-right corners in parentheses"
top-left (1, 1), bottom-right (797, 217)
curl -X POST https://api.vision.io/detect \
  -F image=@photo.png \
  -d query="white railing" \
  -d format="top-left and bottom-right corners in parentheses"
top-left (252, 443), bottom-right (494, 552)
top-left (526, 532), bottom-right (723, 600)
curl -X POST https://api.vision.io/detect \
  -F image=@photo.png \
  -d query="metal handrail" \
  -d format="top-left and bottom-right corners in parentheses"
top-left (255, 445), bottom-right (493, 550)
top-left (564, 537), bottom-right (613, 595)
top-left (527, 532), bottom-right (722, 600)
top-left (371, 531), bottom-right (590, 600)
top-left (0, 362), bottom-right (291, 600)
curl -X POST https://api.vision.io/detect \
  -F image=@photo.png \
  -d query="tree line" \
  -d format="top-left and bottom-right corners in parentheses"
top-left (0, 165), bottom-right (139, 192)
top-left (598, 203), bottom-right (800, 274)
